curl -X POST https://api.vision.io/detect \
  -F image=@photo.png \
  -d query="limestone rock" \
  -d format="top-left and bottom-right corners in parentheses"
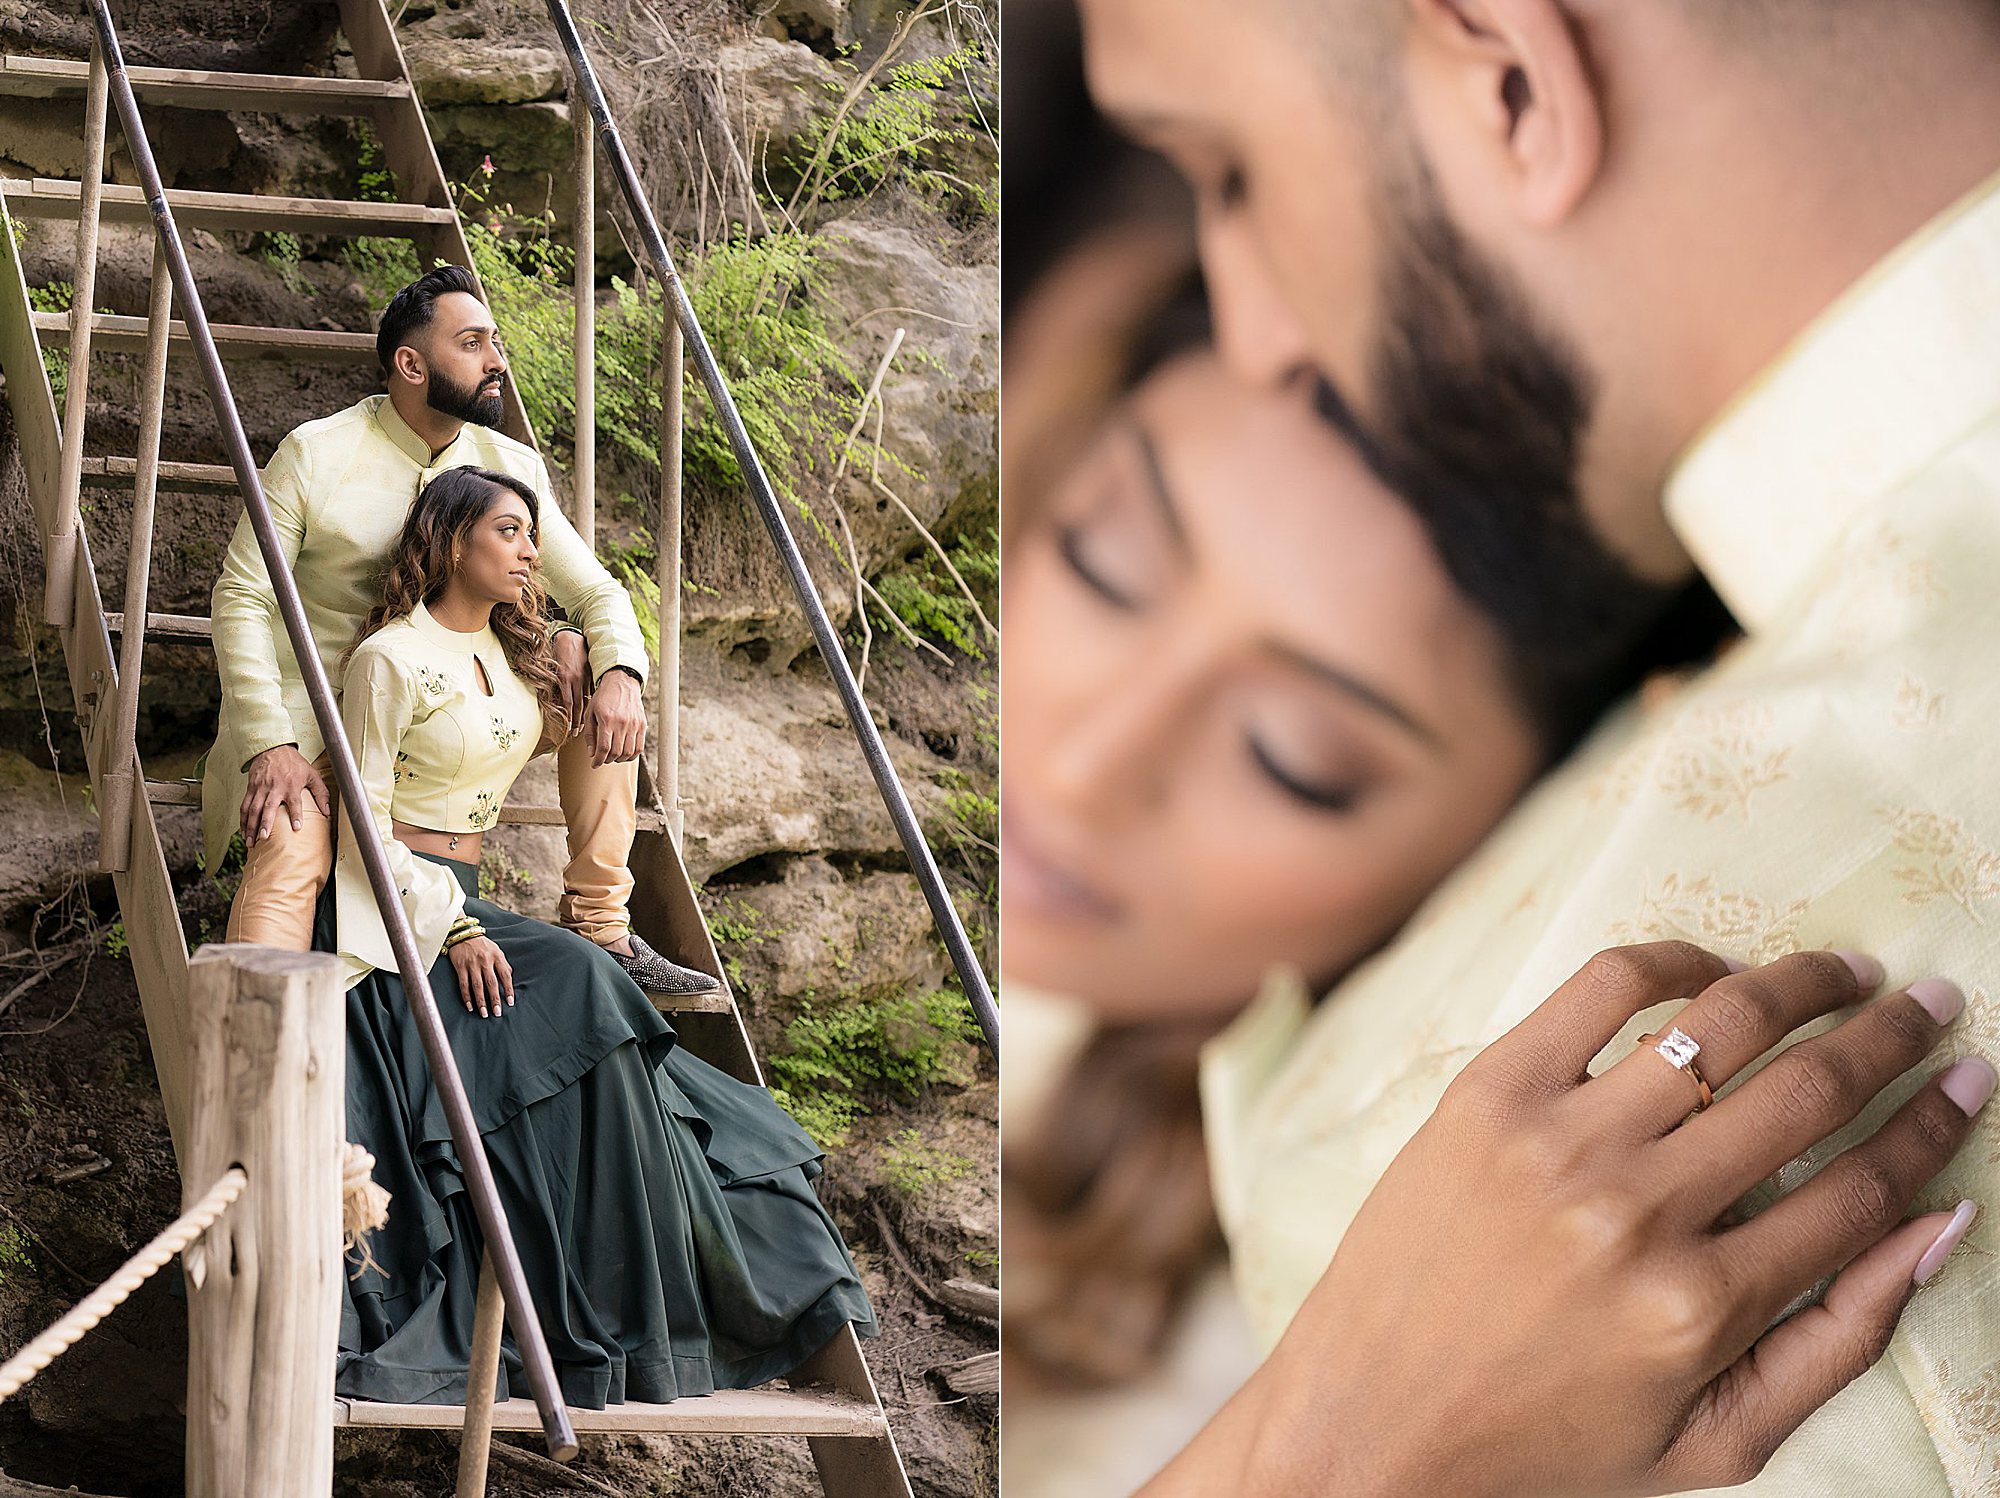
top-left (715, 855), bottom-right (948, 1013)
top-left (716, 36), bottom-right (843, 160)
top-left (813, 216), bottom-right (999, 564)
top-left (675, 646), bottom-right (944, 884)
top-left (399, 27), bottom-right (563, 107)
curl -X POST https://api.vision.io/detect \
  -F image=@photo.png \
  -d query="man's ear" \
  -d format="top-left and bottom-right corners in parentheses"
top-left (391, 341), bottom-right (427, 388)
top-left (1405, 0), bottom-right (1603, 228)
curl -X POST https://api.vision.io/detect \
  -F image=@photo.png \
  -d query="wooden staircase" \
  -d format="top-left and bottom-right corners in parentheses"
top-left (0, 3), bottom-right (912, 1493)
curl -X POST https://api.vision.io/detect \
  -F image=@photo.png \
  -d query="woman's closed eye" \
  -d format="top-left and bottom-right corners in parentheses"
top-left (1057, 521), bottom-right (1153, 612)
top-left (1245, 731), bottom-right (1367, 814)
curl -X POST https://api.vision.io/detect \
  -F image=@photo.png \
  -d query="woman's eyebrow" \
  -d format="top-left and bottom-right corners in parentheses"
top-left (1270, 641), bottom-right (1445, 752)
top-left (1127, 420), bottom-right (1191, 553)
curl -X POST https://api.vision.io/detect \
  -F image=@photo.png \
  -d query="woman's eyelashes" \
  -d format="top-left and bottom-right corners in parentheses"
top-left (1056, 521), bottom-right (1151, 612)
top-left (1246, 732), bottom-right (1366, 814)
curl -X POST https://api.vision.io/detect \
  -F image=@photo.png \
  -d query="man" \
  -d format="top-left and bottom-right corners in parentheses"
top-left (205, 264), bottom-right (714, 994)
top-left (1076, 0), bottom-right (2000, 1490)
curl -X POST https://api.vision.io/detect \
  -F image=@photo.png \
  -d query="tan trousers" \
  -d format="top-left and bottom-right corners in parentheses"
top-left (225, 735), bottom-right (640, 951)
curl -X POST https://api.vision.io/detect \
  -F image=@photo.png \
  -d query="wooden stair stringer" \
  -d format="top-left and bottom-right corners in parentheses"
top-left (0, 188), bottom-right (196, 1163)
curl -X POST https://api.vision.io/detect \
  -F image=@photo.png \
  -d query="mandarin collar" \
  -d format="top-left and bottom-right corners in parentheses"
top-left (372, 393), bottom-right (471, 472)
top-left (1662, 166), bottom-right (2000, 633)
top-left (409, 599), bottom-right (501, 658)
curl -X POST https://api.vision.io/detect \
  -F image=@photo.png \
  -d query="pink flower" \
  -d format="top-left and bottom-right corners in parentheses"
top-left (481, 154), bottom-right (495, 176)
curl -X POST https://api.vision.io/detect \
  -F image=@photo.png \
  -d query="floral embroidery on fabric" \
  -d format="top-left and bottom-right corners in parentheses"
top-left (1603, 873), bottom-right (1809, 965)
top-left (1893, 672), bottom-right (1946, 732)
top-left (1653, 702), bottom-right (1792, 822)
top-left (391, 750), bottom-right (413, 784)
top-left (469, 790), bottom-right (499, 830)
top-left (416, 666), bottom-right (449, 698)
top-left (1878, 807), bottom-right (2000, 924)
top-left (1930, 1355), bottom-right (2000, 1487)
top-left (491, 716), bottom-right (520, 750)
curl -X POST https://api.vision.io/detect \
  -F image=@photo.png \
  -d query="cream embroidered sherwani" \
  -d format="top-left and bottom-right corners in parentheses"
top-left (202, 394), bottom-right (648, 873)
top-left (1200, 177), bottom-right (2000, 1494)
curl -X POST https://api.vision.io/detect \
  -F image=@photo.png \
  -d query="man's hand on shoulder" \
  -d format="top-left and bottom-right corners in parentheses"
top-left (584, 666), bottom-right (646, 767)
top-left (241, 744), bottom-right (329, 843)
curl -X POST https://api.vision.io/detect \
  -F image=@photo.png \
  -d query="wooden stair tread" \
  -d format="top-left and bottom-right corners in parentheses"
top-left (2, 178), bottom-right (451, 237)
top-left (82, 456), bottom-right (240, 490)
top-left (0, 55), bottom-right (408, 114)
top-left (34, 310), bottom-right (375, 361)
top-left (332, 1386), bottom-right (887, 1437)
top-left (107, 610), bottom-right (213, 641)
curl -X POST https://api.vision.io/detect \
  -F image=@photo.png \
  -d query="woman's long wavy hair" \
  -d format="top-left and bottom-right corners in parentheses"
top-left (346, 466), bottom-right (568, 744)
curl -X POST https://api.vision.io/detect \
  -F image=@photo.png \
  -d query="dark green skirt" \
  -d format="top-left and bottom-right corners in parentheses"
top-left (320, 852), bottom-right (876, 1409)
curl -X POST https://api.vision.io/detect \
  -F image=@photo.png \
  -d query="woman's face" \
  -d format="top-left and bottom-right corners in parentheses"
top-left (454, 489), bottom-right (540, 608)
top-left (1004, 353), bottom-right (1542, 1022)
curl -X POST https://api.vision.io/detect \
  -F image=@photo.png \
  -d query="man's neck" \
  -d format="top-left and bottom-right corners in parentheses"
top-left (387, 385), bottom-right (463, 460)
top-left (1576, 53), bottom-right (2000, 572)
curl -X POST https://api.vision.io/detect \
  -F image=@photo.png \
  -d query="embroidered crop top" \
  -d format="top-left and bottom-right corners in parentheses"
top-left (331, 601), bottom-right (547, 988)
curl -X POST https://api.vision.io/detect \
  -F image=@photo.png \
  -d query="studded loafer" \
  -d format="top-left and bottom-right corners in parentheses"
top-left (609, 932), bottom-right (722, 994)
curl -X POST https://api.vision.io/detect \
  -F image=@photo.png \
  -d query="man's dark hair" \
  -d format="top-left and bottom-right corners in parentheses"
top-left (375, 264), bottom-right (482, 377)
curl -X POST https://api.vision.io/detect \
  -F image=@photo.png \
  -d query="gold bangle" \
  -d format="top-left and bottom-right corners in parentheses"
top-left (446, 925), bottom-right (487, 949)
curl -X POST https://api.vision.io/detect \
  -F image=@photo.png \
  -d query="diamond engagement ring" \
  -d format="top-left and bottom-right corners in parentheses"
top-left (1636, 1026), bottom-right (1714, 1112)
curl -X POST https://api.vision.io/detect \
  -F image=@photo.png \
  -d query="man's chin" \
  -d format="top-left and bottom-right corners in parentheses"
top-left (471, 393), bottom-right (504, 428)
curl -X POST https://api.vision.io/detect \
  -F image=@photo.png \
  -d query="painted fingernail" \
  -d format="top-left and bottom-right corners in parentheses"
top-left (1908, 978), bottom-right (1965, 1027)
top-left (1940, 1056), bottom-right (1998, 1116)
top-left (1915, 1199), bottom-right (1980, 1286)
top-left (1723, 956), bottom-right (1750, 974)
top-left (1835, 951), bottom-right (1885, 990)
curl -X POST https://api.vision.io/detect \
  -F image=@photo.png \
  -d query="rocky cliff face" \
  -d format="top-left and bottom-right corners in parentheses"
top-left (0, 1), bottom-right (996, 1493)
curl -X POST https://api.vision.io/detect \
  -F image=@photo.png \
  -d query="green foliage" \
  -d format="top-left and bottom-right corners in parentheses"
top-left (603, 528), bottom-right (664, 662)
top-left (341, 234), bottom-right (422, 308)
top-left (458, 176), bottom-right (577, 446)
top-left (879, 1126), bottom-right (974, 1197)
top-left (103, 919), bottom-right (127, 959)
top-left (478, 843), bottom-right (535, 902)
top-left (597, 233), bottom-right (872, 534)
top-left (871, 530), bottom-right (997, 658)
top-left (800, 43), bottom-right (996, 217)
top-left (705, 895), bottom-right (784, 990)
top-left (769, 987), bottom-right (980, 1147)
top-left (0, 1224), bottom-right (31, 1286)
top-left (28, 280), bottom-right (73, 404)
top-left (257, 231), bottom-right (315, 298)
top-left (355, 127), bottom-right (398, 203)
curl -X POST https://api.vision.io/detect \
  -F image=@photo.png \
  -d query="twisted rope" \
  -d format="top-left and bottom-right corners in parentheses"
top-left (0, 1166), bottom-right (247, 1401)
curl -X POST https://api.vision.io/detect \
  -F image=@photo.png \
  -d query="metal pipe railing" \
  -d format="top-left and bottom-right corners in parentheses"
top-left (98, 232), bottom-right (172, 874)
top-left (544, 0), bottom-right (999, 1054)
top-left (572, 97), bottom-right (596, 552)
top-left (45, 36), bottom-right (107, 631)
top-left (85, 0), bottom-right (579, 1460)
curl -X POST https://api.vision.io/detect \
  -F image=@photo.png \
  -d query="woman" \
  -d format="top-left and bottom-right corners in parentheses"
top-left (322, 466), bottom-right (876, 1407)
top-left (1001, 349), bottom-right (1979, 1495)
top-left (1004, 345), bottom-right (1565, 1488)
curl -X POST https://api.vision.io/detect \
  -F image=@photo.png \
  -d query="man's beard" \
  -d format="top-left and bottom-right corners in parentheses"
top-left (1312, 154), bottom-right (1681, 750)
top-left (427, 366), bottom-right (505, 428)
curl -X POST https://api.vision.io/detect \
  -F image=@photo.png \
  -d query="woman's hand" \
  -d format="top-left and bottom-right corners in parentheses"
top-left (450, 934), bottom-right (514, 1019)
top-left (1146, 942), bottom-right (1991, 1498)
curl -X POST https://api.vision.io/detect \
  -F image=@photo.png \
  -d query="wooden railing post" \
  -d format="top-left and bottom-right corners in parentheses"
top-left (571, 87), bottom-right (595, 550)
top-left (182, 945), bottom-right (344, 1498)
top-left (45, 36), bottom-right (108, 630)
top-left (99, 234), bottom-right (172, 872)
top-left (656, 319), bottom-right (683, 846)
